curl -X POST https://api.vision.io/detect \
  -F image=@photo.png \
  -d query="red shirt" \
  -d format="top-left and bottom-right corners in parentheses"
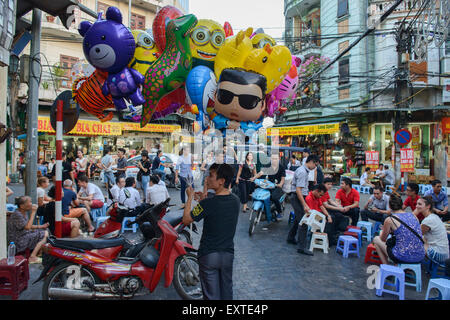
top-left (403, 196), bottom-right (424, 221)
top-left (305, 191), bottom-right (324, 212)
top-left (320, 191), bottom-right (330, 204)
top-left (335, 188), bottom-right (360, 207)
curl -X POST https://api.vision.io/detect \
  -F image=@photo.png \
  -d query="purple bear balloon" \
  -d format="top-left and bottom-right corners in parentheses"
top-left (78, 7), bottom-right (146, 111)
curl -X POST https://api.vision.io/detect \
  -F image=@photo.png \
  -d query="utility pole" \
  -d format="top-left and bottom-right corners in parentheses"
top-left (393, 21), bottom-right (411, 187)
top-left (25, 9), bottom-right (42, 204)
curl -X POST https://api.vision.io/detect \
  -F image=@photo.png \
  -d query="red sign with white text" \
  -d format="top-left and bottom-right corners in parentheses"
top-left (365, 151), bottom-right (379, 170)
top-left (400, 148), bottom-right (415, 172)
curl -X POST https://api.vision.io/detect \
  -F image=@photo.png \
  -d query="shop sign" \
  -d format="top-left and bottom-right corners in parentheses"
top-left (400, 148), bottom-right (415, 172)
top-left (121, 122), bottom-right (181, 133)
top-left (38, 116), bottom-right (122, 136)
top-left (267, 123), bottom-right (340, 136)
top-left (40, 140), bottom-right (49, 145)
top-left (411, 126), bottom-right (420, 150)
top-left (442, 117), bottom-right (450, 134)
top-left (365, 151), bottom-right (379, 170)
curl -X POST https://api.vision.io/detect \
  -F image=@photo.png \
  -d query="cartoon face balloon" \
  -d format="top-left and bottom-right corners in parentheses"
top-left (251, 32), bottom-right (277, 49)
top-left (214, 68), bottom-right (267, 123)
top-left (243, 43), bottom-right (292, 93)
top-left (128, 30), bottom-right (161, 76)
top-left (190, 19), bottom-right (226, 63)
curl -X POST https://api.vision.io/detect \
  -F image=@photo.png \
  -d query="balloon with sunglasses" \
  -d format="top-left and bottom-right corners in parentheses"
top-left (211, 68), bottom-right (267, 135)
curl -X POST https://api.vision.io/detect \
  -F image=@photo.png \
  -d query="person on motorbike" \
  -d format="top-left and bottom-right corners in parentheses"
top-left (235, 152), bottom-right (257, 212)
top-left (182, 163), bottom-right (239, 300)
top-left (260, 153), bottom-right (286, 220)
top-left (152, 150), bottom-right (169, 184)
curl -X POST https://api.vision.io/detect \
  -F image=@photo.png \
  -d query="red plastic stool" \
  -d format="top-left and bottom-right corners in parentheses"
top-left (343, 231), bottom-right (359, 240)
top-left (16, 248), bottom-right (31, 259)
top-left (364, 243), bottom-right (382, 264)
top-left (346, 225), bottom-right (361, 231)
top-left (0, 256), bottom-right (29, 300)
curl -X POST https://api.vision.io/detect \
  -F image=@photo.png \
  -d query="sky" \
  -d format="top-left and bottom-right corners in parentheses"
top-left (189, 0), bottom-right (285, 43)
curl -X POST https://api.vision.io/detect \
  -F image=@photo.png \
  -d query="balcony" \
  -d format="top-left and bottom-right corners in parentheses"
top-left (285, 0), bottom-right (320, 18)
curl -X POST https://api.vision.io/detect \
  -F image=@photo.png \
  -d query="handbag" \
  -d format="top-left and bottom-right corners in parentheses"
top-left (386, 215), bottom-right (424, 248)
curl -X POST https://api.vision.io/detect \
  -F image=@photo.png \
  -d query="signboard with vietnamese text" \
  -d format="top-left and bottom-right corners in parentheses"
top-left (365, 151), bottom-right (379, 170)
top-left (39, 116), bottom-right (122, 136)
top-left (400, 148), bottom-right (415, 172)
top-left (267, 123), bottom-right (340, 136)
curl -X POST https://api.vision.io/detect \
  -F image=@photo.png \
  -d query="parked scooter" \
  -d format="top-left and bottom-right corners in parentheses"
top-left (164, 166), bottom-right (181, 190)
top-left (248, 179), bottom-right (286, 236)
top-left (94, 202), bottom-right (197, 246)
top-left (34, 199), bottom-right (202, 300)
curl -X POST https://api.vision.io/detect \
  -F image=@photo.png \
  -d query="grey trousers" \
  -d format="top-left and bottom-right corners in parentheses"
top-left (198, 251), bottom-right (234, 300)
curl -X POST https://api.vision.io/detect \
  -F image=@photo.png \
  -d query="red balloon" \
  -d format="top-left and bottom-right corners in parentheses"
top-left (224, 21), bottom-right (234, 37)
top-left (152, 5), bottom-right (183, 52)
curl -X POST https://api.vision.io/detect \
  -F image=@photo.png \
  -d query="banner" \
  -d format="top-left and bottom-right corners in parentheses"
top-left (400, 148), bottom-right (414, 172)
top-left (267, 123), bottom-right (340, 136)
top-left (442, 117), bottom-right (450, 134)
top-left (365, 151), bottom-right (379, 170)
top-left (121, 122), bottom-right (181, 133)
top-left (38, 116), bottom-right (122, 136)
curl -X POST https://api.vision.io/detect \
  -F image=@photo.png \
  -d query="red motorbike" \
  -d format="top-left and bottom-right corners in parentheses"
top-left (34, 199), bottom-right (203, 300)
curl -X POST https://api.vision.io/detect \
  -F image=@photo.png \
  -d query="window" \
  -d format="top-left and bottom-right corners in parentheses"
top-left (97, 2), bottom-right (109, 18)
top-left (130, 13), bottom-right (145, 30)
top-left (338, 88), bottom-right (350, 100)
top-left (338, 58), bottom-right (349, 85)
top-left (60, 55), bottom-right (79, 88)
top-left (338, 40), bottom-right (349, 55)
top-left (338, 19), bottom-right (349, 34)
top-left (337, 0), bottom-right (349, 18)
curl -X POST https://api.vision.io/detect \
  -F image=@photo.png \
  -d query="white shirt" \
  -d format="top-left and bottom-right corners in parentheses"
top-left (146, 183), bottom-right (169, 205)
top-left (287, 160), bottom-right (301, 170)
top-left (119, 187), bottom-right (141, 209)
top-left (422, 213), bottom-right (450, 254)
top-left (48, 162), bottom-right (55, 172)
top-left (110, 184), bottom-right (122, 202)
top-left (80, 183), bottom-right (105, 201)
top-left (360, 172), bottom-right (369, 186)
top-left (302, 157), bottom-right (316, 182)
top-left (76, 157), bottom-right (88, 172)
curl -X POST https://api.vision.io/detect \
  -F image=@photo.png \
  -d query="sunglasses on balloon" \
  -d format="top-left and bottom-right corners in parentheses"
top-left (216, 88), bottom-right (263, 110)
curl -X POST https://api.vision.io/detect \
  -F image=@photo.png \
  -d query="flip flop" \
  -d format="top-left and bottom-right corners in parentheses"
top-left (29, 257), bottom-right (42, 264)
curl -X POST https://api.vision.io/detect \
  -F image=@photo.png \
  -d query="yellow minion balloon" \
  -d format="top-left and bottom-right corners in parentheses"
top-left (128, 29), bottom-right (161, 76)
top-left (190, 19), bottom-right (226, 68)
top-left (214, 28), bottom-right (254, 79)
top-left (251, 32), bottom-right (276, 49)
top-left (244, 43), bottom-right (292, 92)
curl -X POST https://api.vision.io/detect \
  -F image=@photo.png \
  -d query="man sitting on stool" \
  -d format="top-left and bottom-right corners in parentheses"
top-left (360, 186), bottom-right (391, 223)
top-left (335, 177), bottom-right (360, 226)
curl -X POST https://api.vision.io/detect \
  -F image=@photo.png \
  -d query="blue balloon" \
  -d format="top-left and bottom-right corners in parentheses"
top-left (185, 65), bottom-right (217, 131)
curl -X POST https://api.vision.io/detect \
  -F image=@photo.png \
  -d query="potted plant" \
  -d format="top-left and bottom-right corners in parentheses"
top-left (52, 63), bottom-right (65, 89)
top-left (42, 81), bottom-right (50, 90)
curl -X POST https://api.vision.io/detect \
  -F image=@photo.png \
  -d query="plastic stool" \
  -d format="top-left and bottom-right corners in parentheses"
top-left (96, 216), bottom-right (109, 229)
top-left (346, 225), bottom-right (361, 231)
top-left (122, 217), bottom-right (137, 233)
top-left (348, 228), bottom-right (362, 247)
top-left (376, 264), bottom-right (405, 300)
top-left (364, 244), bottom-right (382, 264)
top-left (353, 185), bottom-right (361, 193)
top-left (0, 256), bottom-right (29, 300)
top-left (91, 207), bottom-right (105, 223)
top-left (361, 186), bottom-right (371, 194)
top-left (373, 221), bottom-right (382, 236)
top-left (385, 184), bottom-right (395, 192)
top-left (336, 235), bottom-right (359, 258)
top-left (398, 263), bottom-right (422, 292)
top-left (309, 232), bottom-right (329, 254)
top-left (357, 221), bottom-right (373, 242)
top-left (425, 278), bottom-right (450, 300)
top-left (425, 260), bottom-right (448, 279)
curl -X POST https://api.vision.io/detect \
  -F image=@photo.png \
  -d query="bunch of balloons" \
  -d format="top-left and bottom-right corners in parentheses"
top-left (73, 5), bottom-right (302, 133)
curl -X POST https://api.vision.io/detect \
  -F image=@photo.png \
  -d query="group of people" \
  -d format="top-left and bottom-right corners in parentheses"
top-left (360, 164), bottom-right (395, 189)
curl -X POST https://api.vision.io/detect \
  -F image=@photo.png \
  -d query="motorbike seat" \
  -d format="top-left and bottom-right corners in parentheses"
top-left (52, 237), bottom-right (126, 251)
top-left (162, 211), bottom-right (183, 227)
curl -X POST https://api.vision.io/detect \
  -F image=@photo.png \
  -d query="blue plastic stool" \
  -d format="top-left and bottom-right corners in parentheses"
top-left (427, 260), bottom-right (448, 279)
top-left (6, 204), bottom-right (17, 212)
top-left (336, 235), bottom-right (359, 258)
top-left (353, 185), bottom-right (361, 193)
top-left (385, 184), bottom-right (395, 192)
top-left (376, 264), bottom-right (405, 300)
top-left (122, 217), bottom-right (137, 233)
top-left (360, 186), bottom-right (371, 194)
top-left (425, 278), bottom-right (450, 300)
top-left (91, 206), bottom-right (106, 223)
top-left (357, 221), bottom-right (373, 242)
top-left (398, 263), bottom-right (422, 292)
top-left (373, 221), bottom-right (382, 236)
top-left (96, 216), bottom-right (109, 229)
top-left (348, 228), bottom-right (362, 247)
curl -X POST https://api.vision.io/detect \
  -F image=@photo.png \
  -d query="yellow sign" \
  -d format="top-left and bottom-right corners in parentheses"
top-left (121, 122), bottom-right (181, 133)
top-left (267, 123), bottom-right (340, 136)
top-left (38, 116), bottom-right (122, 136)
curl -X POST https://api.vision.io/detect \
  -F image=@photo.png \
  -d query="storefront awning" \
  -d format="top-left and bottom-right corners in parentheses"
top-left (267, 122), bottom-right (340, 136)
top-left (38, 116), bottom-right (182, 136)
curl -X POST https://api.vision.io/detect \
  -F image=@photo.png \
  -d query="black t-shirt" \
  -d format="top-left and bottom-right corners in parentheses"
top-left (266, 165), bottom-right (286, 184)
top-left (140, 159), bottom-right (151, 176)
top-left (152, 156), bottom-right (161, 171)
top-left (51, 160), bottom-right (73, 181)
top-left (190, 193), bottom-right (240, 258)
top-left (116, 157), bottom-right (127, 178)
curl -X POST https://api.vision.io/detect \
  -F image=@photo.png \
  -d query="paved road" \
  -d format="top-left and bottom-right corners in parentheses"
top-left (2, 182), bottom-right (432, 300)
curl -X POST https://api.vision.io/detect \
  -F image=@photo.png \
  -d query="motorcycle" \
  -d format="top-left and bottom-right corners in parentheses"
top-left (34, 199), bottom-right (203, 300)
top-left (164, 166), bottom-right (181, 190)
top-left (95, 201), bottom-right (197, 245)
top-left (248, 179), bottom-right (286, 236)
